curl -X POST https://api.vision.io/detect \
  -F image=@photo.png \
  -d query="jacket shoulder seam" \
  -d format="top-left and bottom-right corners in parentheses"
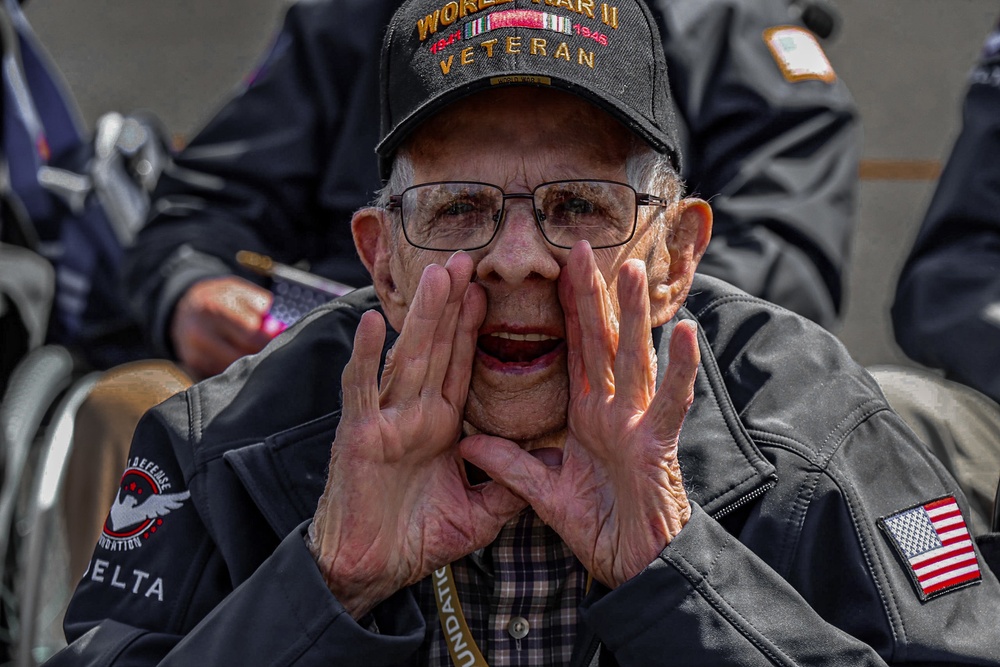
top-left (816, 399), bottom-right (888, 466)
top-left (744, 399), bottom-right (888, 470)
top-left (690, 292), bottom-right (784, 321)
top-left (823, 454), bottom-right (908, 658)
top-left (746, 412), bottom-right (907, 654)
top-left (764, 416), bottom-right (910, 657)
top-left (664, 541), bottom-right (798, 666)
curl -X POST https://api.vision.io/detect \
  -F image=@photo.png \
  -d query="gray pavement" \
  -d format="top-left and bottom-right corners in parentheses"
top-left (23, 0), bottom-right (1000, 368)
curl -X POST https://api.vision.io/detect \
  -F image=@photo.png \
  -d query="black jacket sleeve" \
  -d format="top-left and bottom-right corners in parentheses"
top-left (652, 0), bottom-right (861, 330)
top-left (52, 295), bottom-right (431, 666)
top-left (123, 0), bottom-right (393, 357)
top-left (892, 23), bottom-right (1000, 404)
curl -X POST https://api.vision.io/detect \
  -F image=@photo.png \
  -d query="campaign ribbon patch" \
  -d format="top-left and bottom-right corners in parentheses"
top-left (878, 495), bottom-right (982, 601)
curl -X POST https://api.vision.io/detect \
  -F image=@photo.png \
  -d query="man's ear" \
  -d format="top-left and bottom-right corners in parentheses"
top-left (649, 198), bottom-right (713, 326)
top-left (351, 207), bottom-right (408, 325)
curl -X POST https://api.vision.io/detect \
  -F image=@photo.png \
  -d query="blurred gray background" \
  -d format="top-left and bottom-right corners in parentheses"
top-left (22, 0), bottom-right (1000, 368)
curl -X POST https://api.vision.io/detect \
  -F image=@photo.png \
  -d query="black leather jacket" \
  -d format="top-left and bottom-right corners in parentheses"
top-left (54, 276), bottom-right (1000, 666)
top-left (125, 0), bottom-right (860, 357)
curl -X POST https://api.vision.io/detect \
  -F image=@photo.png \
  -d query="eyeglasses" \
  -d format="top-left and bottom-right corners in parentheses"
top-left (386, 180), bottom-right (672, 252)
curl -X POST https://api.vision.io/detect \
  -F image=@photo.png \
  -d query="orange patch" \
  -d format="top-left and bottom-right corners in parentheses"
top-left (763, 26), bottom-right (836, 84)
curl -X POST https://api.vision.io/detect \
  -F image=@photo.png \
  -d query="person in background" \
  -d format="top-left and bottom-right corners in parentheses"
top-left (51, 0), bottom-right (998, 663)
top-left (0, 0), bottom-right (180, 592)
top-left (1, 0), bottom-right (165, 372)
top-left (878, 16), bottom-right (1000, 535)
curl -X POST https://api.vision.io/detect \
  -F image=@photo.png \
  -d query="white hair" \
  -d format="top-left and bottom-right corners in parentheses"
top-left (625, 138), bottom-right (683, 227)
top-left (375, 152), bottom-right (414, 209)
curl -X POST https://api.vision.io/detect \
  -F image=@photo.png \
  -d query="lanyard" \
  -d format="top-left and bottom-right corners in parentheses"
top-left (432, 563), bottom-right (594, 667)
top-left (433, 564), bottom-right (489, 667)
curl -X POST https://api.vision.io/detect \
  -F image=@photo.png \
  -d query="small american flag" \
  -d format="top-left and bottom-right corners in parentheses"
top-left (879, 495), bottom-right (982, 601)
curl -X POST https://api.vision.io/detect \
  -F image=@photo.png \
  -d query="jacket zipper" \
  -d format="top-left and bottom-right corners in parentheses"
top-left (571, 476), bottom-right (777, 666)
top-left (710, 477), bottom-right (777, 520)
top-left (578, 633), bottom-right (601, 667)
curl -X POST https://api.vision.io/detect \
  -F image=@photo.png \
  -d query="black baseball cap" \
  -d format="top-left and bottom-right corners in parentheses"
top-left (376, 0), bottom-right (681, 180)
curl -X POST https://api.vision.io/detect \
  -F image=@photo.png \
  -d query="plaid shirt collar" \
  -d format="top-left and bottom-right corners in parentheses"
top-left (415, 510), bottom-right (587, 666)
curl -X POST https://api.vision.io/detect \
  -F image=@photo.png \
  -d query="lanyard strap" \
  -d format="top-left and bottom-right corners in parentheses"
top-left (433, 564), bottom-right (489, 667)
top-left (432, 559), bottom-right (593, 667)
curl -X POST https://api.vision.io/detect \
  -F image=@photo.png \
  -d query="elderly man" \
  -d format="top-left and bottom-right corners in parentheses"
top-left (53, 0), bottom-right (997, 664)
top-left (130, 0), bottom-right (858, 381)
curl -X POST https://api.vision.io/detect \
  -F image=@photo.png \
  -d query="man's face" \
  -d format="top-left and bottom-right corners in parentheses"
top-left (382, 88), bottom-right (676, 445)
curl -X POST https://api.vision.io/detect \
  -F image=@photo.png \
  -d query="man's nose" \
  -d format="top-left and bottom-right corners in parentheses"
top-left (475, 199), bottom-right (562, 284)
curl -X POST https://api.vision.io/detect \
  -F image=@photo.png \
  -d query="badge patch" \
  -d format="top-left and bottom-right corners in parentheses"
top-left (763, 26), bottom-right (836, 83)
top-left (878, 495), bottom-right (982, 601)
top-left (100, 457), bottom-right (190, 552)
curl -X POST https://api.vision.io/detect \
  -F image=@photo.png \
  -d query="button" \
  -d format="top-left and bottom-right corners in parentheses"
top-left (507, 616), bottom-right (529, 639)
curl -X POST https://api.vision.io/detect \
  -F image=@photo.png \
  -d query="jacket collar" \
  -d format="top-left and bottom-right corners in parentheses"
top-left (663, 312), bottom-right (777, 518)
top-left (226, 311), bottom-right (776, 538)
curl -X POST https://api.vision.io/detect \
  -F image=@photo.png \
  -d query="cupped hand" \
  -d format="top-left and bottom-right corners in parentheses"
top-left (461, 242), bottom-right (700, 589)
top-left (170, 276), bottom-right (274, 379)
top-left (310, 252), bottom-right (526, 618)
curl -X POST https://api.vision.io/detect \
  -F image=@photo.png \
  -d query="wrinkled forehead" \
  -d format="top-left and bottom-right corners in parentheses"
top-left (403, 87), bottom-right (635, 180)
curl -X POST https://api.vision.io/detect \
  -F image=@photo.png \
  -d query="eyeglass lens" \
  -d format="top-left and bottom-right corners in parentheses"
top-left (399, 181), bottom-right (637, 251)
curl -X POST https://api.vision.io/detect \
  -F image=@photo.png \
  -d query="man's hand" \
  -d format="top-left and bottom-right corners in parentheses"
top-left (310, 252), bottom-right (526, 618)
top-left (461, 242), bottom-right (699, 589)
top-left (170, 276), bottom-right (274, 379)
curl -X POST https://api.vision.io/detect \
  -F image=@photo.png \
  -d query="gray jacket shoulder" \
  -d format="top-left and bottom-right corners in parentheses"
top-left (685, 273), bottom-right (888, 462)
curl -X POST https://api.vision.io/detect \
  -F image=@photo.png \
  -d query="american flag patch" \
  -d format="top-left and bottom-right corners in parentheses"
top-left (878, 495), bottom-right (982, 601)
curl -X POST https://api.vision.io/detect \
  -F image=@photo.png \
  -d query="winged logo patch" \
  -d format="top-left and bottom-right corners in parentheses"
top-left (100, 457), bottom-right (190, 552)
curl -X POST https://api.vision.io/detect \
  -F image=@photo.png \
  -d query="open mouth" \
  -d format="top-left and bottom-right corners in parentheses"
top-left (477, 331), bottom-right (564, 366)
